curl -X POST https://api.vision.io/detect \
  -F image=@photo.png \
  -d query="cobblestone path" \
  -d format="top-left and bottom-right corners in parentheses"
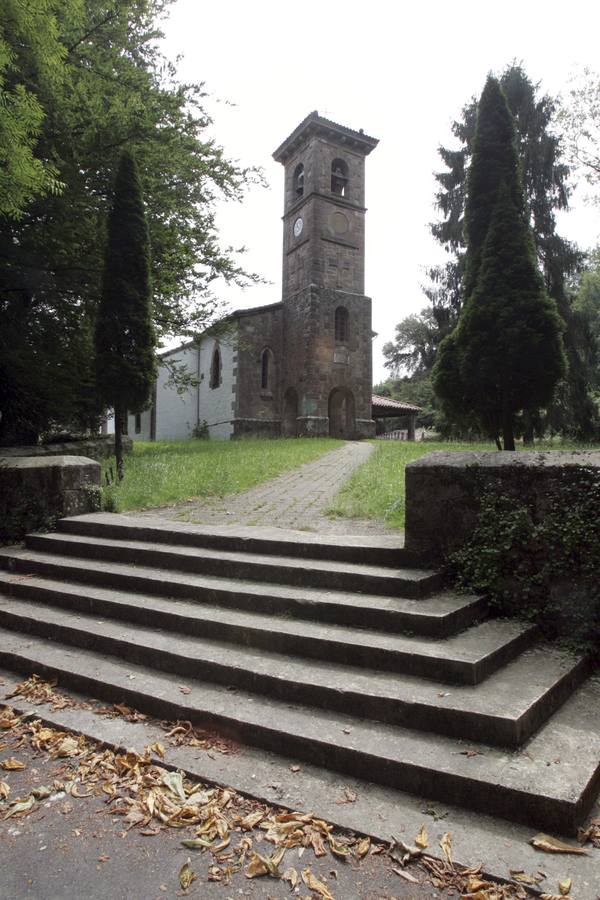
top-left (131, 441), bottom-right (395, 535)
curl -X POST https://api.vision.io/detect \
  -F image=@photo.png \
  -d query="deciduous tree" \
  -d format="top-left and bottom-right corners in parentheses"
top-left (0, 0), bottom-right (260, 444)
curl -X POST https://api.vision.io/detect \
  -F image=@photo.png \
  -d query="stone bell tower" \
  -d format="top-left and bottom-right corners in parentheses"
top-left (273, 112), bottom-right (378, 438)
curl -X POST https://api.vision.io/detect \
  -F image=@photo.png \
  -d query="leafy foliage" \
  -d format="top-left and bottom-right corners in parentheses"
top-left (382, 308), bottom-right (438, 377)
top-left (0, 0), bottom-right (78, 218)
top-left (450, 469), bottom-right (600, 654)
top-left (0, 0), bottom-right (261, 444)
top-left (558, 68), bottom-right (600, 200)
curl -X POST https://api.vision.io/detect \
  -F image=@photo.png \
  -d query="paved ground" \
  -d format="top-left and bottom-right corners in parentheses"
top-left (131, 441), bottom-right (394, 535)
top-left (0, 698), bottom-right (454, 900)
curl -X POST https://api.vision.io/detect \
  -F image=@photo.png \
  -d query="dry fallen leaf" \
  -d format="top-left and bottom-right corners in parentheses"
top-left (415, 824), bottom-right (429, 849)
top-left (558, 877), bottom-right (572, 895)
top-left (239, 809), bottom-right (264, 830)
top-left (4, 794), bottom-right (35, 818)
top-left (393, 867), bottom-right (419, 883)
top-left (283, 866), bottom-right (298, 888)
top-left (328, 836), bottom-right (351, 859)
top-left (510, 869), bottom-right (544, 886)
top-left (355, 837), bottom-right (370, 858)
top-left (530, 834), bottom-right (588, 855)
top-left (181, 837), bottom-right (212, 850)
top-left (439, 831), bottom-right (453, 867)
top-left (0, 757), bottom-right (26, 770)
top-left (301, 867), bottom-right (334, 900)
top-left (54, 737), bottom-right (80, 758)
top-left (179, 859), bottom-right (197, 890)
top-left (245, 851), bottom-right (282, 879)
top-left (0, 781), bottom-right (10, 800)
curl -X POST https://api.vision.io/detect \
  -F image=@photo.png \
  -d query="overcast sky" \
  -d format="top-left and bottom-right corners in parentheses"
top-left (161, 0), bottom-right (600, 382)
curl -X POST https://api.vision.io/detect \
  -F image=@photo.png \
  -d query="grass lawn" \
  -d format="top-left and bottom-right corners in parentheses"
top-left (326, 438), bottom-right (600, 529)
top-left (102, 437), bottom-right (342, 512)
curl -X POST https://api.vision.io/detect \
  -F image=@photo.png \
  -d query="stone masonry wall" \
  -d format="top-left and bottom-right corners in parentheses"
top-left (235, 305), bottom-right (284, 431)
top-left (0, 455), bottom-right (101, 544)
top-left (404, 450), bottom-right (600, 561)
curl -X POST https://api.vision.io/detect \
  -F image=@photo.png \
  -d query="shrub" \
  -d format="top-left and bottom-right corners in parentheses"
top-left (449, 468), bottom-right (600, 655)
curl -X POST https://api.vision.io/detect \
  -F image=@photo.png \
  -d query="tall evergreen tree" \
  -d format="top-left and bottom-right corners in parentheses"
top-left (433, 77), bottom-right (566, 449)
top-left (422, 64), bottom-right (597, 438)
top-left (95, 151), bottom-right (155, 480)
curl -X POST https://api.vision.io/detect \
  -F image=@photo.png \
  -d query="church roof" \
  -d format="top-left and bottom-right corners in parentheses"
top-left (273, 111), bottom-right (378, 163)
top-left (372, 394), bottom-right (422, 415)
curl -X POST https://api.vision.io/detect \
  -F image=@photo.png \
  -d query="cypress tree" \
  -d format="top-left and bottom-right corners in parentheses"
top-left (433, 77), bottom-right (566, 449)
top-left (458, 182), bottom-right (566, 449)
top-left (95, 151), bottom-right (156, 479)
top-left (462, 76), bottom-right (523, 300)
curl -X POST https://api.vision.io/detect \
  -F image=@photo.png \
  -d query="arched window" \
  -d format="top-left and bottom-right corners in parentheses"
top-left (334, 306), bottom-right (349, 342)
top-left (293, 163), bottom-right (304, 199)
top-left (209, 344), bottom-right (221, 389)
top-left (331, 158), bottom-right (348, 197)
top-left (261, 347), bottom-right (274, 392)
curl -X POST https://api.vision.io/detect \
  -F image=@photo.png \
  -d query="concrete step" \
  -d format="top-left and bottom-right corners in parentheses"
top-left (0, 587), bottom-right (580, 744)
top-left (23, 531), bottom-right (443, 597)
top-left (57, 513), bottom-right (417, 567)
top-left (0, 586), bottom-right (535, 686)
top-left (0, 626), bottom-right (597, 834)
top-left (0, 550), bottom-right (486, 637)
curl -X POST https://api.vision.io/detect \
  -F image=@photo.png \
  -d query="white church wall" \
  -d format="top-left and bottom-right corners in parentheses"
top-left (197, 333), bottom-right (236, 440)
top-left (127, 407), bottom-right (152, 441)
top-left (155, 344), bottom-right (200, 441)
top-left (105, 332), bottom-right (238, 442)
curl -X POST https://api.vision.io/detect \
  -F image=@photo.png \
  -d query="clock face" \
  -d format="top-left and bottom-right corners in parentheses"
top-left (293, 216), bottom-right (304, 238)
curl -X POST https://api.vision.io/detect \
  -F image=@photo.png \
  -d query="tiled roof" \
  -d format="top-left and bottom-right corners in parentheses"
top-left (372, 394), bottom-right (422, 413)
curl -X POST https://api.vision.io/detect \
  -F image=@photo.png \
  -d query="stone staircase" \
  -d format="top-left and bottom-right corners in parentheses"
top-left (0, 512), bottom-right (598, 835)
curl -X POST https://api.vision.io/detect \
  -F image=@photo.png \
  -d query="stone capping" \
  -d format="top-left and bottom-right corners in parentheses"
top-left (404, 450), bottom-right (600, 561)
top-left (0, 455), bottom-right (101, 543)
top-left (0, 434), bottom-right (132, 460)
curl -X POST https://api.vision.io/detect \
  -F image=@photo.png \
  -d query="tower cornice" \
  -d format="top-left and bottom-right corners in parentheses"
top-left (273, 111), bottom-right (378, 164)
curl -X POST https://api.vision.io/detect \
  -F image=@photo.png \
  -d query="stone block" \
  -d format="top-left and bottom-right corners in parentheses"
top-left (1, 435), bottom-right (132, 460)
top-left (404, 450), bottom-right (600, 561)
top-left (0, 455), bottom-right (101, 544)
top-left (231, 419), bottom-right (281, 439)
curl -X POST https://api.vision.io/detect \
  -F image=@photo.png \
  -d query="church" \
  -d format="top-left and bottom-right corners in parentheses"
top-left (127, 112), bottom-right (417, 441)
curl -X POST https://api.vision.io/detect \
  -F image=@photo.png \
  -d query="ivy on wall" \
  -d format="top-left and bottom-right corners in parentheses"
top-left (449, 468), bottom-right (600, 655)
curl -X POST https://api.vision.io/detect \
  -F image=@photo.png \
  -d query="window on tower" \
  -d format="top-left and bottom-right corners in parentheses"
top-left (334, 306), bottom-right (349, 342)
top-left (209, 344), bottom-right (222, 389)
top-left (331, 159), bottom-right (348, 197)
top-left (294, 164), bottom-right (304, 198)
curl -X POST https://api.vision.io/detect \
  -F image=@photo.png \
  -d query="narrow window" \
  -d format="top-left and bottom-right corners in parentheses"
top-left (331, 158), bottom-right (348, 197)
top-left (134, 412), bottom-right (142, 434)
top-left (261, 348), bottom-right (270, 390)
top-left (294, 163), bottom-right (304, 198)
top-left (335, 306), bottom-right (348, 342)
top-left (209, 344), bottom-right (221, 389)
top-left (260, 347), bottom-right (275, 392)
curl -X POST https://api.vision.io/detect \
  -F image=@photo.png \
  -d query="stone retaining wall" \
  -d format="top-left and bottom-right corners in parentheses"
top-left (404, 450), bottom-right (600, 561)
top-left (0, 435), bottom-right (132, 460)
top-left (0, 455), bottom-right (101, 544)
